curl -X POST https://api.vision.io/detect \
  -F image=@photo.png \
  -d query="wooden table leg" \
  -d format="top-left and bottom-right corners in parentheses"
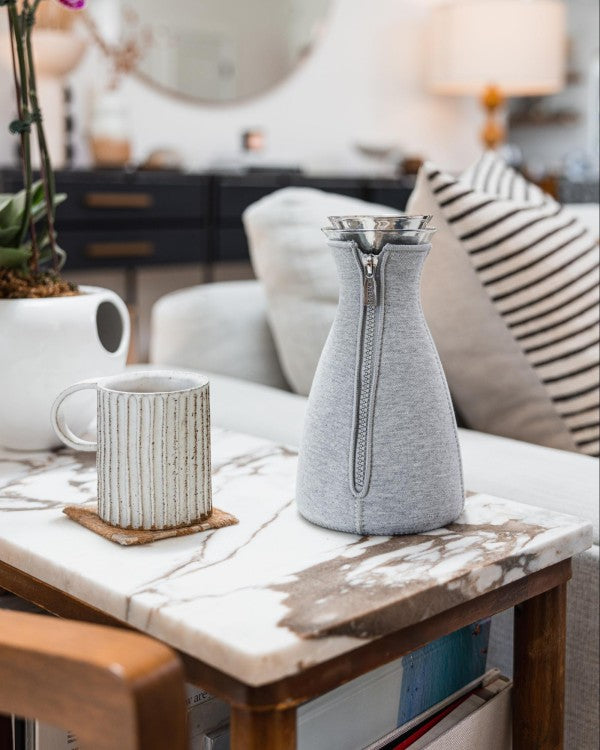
top-left (231, 705), bottom-right (297, 750)
top-left (513, 582), bottom-right (567, 750)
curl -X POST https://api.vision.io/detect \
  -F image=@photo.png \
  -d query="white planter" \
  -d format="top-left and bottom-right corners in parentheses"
top-left (0, 286), bottom-right (130, 451)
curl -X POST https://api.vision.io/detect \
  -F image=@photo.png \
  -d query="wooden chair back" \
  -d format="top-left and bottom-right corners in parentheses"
top-left (0, 610), bottom-right (187, 750)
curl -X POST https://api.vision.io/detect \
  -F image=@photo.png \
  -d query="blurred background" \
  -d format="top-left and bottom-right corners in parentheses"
top-left (1, 0), bottom-right (598, 359)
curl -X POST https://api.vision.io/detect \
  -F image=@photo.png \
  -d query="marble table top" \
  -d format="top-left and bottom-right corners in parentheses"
top-left (0, 429), bottom-right (592, 686)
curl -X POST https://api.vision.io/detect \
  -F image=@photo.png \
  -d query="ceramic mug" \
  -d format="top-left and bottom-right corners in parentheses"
top-left (51, 370), bottom-right (212, 530)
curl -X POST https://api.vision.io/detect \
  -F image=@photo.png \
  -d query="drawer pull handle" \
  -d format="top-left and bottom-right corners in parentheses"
top-left (84, 192), bottom-right (154, 209)
top-left (85, 242), bottom-right (155, 259)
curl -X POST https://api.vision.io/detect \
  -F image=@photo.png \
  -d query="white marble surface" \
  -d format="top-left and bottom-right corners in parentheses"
top-left (0, 429), bottom-right (593, 686)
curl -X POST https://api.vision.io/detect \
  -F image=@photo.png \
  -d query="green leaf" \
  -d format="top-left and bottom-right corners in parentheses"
top-left (0, 245), bottom-right (31, 269)
top-left (31, 192), bottom-right (67, 224)
top-left (0, 180), bottom-right (43, 228)
top-left (0, 195), bottom-right (13, 212)
top-left (0, 195), bottom-right (22, 229)
top-left (30, 181), bottom-right (45, 207)
top-left (56, 246), bottom-right (66, 270)
top-left (0, 223), bottom-right (22, 246)
top-left (39, 244), bottom-right (67, 271)
top-left (35, 230), bottom-right (51, 251)
top-left (0, 183), bottom-right (67, 248)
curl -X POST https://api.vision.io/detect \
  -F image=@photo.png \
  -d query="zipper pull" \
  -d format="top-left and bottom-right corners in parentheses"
top-left (362, 254), bottom-right (378, 307)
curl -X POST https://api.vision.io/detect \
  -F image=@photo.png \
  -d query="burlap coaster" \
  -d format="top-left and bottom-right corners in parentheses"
top-left (63, 505), bottom-right (238, 546)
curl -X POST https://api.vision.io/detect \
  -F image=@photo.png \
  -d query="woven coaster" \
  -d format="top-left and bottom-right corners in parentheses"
top-left (63, 505), bottom-right (238, 546)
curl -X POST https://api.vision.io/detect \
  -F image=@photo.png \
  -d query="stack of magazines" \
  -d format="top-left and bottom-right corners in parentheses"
top-left (363, 670), bottom-right (511, 750)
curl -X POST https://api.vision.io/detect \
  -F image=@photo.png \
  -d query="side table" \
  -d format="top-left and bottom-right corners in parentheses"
top-left (0, 430), bottom-right (592, 750)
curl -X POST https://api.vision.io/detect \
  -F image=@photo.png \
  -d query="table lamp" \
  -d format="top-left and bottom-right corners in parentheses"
top-left (429, 0), bottom-right (567, 149)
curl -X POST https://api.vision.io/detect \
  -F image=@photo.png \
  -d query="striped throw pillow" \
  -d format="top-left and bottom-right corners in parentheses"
top-left (408, 152), bottom-right (599, 457)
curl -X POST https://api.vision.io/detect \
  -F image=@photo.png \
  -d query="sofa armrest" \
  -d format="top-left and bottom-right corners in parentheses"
top-left (150, 280), bottom-right (289, 390)
top-left (209, 372), bottom-right (307, 447)
top-left (459, 428), bottom-right (599, 543)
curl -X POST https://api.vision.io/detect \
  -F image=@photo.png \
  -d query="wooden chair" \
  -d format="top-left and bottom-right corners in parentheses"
top-left (0, 610), bottom-right (187, 750)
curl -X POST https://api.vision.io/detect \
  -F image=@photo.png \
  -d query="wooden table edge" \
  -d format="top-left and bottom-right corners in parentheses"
top-left (0, 556), bottom-right (572, 710)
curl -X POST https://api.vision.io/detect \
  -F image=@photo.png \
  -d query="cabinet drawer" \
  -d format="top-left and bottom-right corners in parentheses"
top-left (56, 179), bottom-right (209, 222)
top-left (216, 228), bottom-right (250, 262)
top-left (59, 228), bottom-right (207, 269)
top-left (216, 176), bottom-right (287, 222)
top-left (366, 180), bottom-right (415, 211)
top-left (0, 173), bottom-right (209, 223)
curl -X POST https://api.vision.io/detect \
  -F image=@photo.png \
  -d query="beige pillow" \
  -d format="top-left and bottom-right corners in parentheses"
top-left (243, 187), bottom-right (393, 395)
top-left (408, 152), bottom-right (599, 456)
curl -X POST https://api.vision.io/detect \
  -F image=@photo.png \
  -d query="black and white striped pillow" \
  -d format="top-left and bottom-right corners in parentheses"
top-left (422, 153), bottom-right (599, 456)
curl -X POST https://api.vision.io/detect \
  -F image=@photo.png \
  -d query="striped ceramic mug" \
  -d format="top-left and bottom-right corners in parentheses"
top-left (51, 370), bottom-right (212, 530)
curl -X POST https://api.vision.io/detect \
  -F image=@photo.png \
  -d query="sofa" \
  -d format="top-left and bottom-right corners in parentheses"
top-left (151, 199), bottom-right (599, 749)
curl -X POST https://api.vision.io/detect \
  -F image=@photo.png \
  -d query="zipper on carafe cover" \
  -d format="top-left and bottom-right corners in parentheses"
top-left (353, 253), bottom-right (379, 499)
top-left (362, 253), bottom-right (378, 307)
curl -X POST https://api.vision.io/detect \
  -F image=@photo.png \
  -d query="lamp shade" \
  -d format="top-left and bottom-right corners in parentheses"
top-left (429, 0), bottom-right (566, 96)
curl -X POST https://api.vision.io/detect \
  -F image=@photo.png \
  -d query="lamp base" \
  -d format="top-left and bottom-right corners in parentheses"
top-left (481, 85), bottom-right (505, 150)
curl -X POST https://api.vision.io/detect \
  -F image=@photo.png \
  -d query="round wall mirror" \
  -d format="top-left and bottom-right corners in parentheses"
top-left (86, 0), bottom-right (332, 104)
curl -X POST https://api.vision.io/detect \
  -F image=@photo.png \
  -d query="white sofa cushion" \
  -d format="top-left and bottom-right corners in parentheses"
top-left (243, 187), bottom-right (393, 396)
top-left (150, 280), bottom-right (289, 390)
top-left (408, 153), bottom-right (599, 456)
top-left (209, 371), bottom-right (307, 448)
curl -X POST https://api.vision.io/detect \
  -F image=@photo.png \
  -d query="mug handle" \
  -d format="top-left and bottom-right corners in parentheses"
top-left (51, 379), bottom-right (99, 452)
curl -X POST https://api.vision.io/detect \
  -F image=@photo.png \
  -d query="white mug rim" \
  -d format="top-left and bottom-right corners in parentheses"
top-left (96, 369), bottom-right (209, 396)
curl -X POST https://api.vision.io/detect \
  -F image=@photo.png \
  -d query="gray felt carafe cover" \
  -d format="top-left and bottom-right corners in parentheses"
top-left (296, 241), bottom-right (464, 535)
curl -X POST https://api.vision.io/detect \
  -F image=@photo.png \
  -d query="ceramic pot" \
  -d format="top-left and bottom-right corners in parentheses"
top-left (90, 89), bottom-right (132, 168)
top-left (0, 286), bottom-right (130, 451)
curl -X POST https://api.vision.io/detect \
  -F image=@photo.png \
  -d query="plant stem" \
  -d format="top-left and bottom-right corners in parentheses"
top-left (25, 4), bottom-right (59, 271)
top-left (7, 12), bottom-right (25, 184)
top-left (8, 3), bottom-right (34, 255)
top-left (9, 16), bottom-right (40, 274)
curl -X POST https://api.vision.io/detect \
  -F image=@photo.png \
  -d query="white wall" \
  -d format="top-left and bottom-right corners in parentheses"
top-left (510, 0), bottom-right (599, 173)
top-left (0, 0), bottom-right (482, 173)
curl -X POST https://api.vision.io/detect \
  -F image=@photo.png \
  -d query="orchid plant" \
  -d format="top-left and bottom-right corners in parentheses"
top-left (0, 0), bottom-right (85, 297)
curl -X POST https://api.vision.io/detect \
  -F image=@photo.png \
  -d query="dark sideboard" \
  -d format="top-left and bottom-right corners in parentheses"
top-left (0, 168), bottom-right (416, 274)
